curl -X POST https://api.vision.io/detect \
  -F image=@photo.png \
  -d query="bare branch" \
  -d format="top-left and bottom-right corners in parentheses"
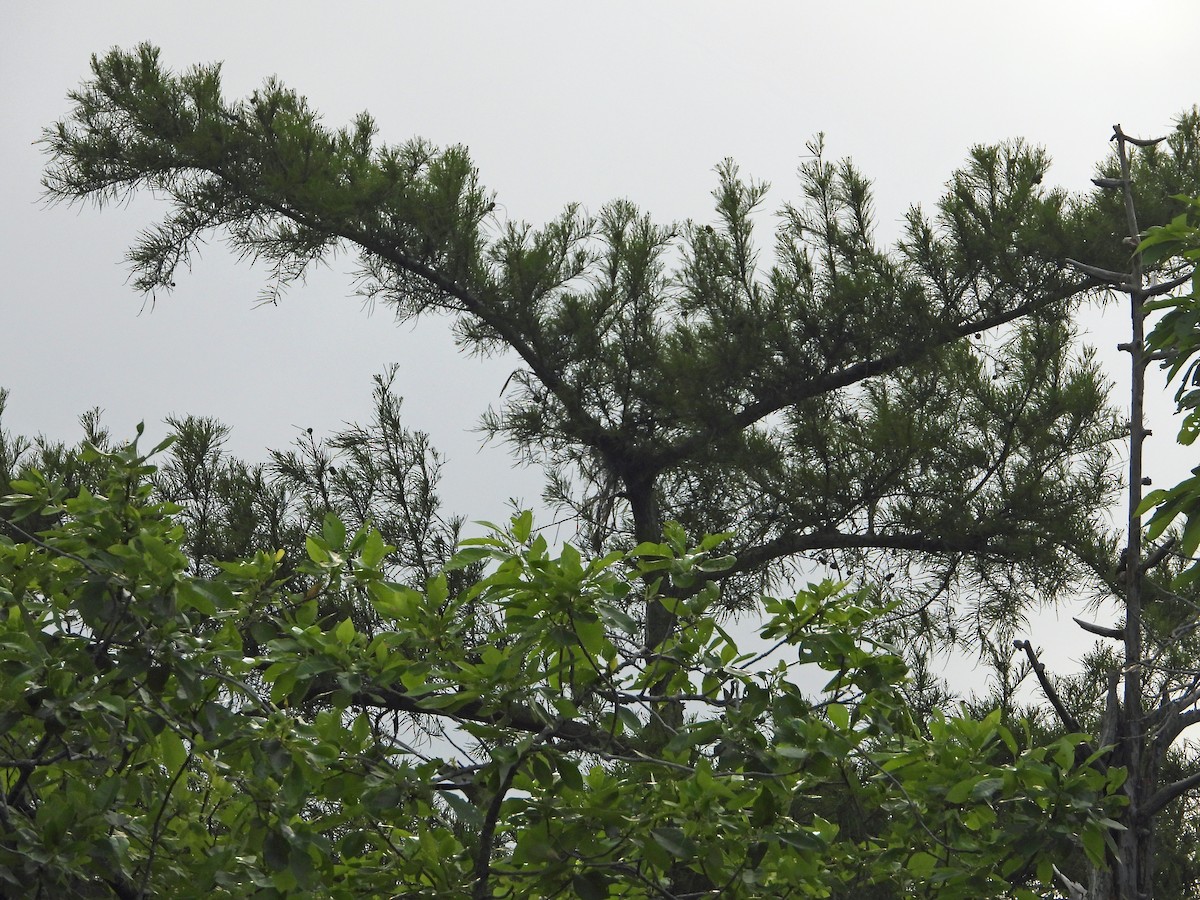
top-left (1141, 272), bottom-right (1193, 298)
top-left (1144, 769), bottom-right (1200, 819)
top-left (1154, 706), bottom-right (1200, 749)
top-left (1139, 537), bottom-right (1177, 574)
top-left (348, 684), bottom-right (637, 757)
top-left (1012, 639), bottom-right (1085, 736)
top-left (472, 722), bottom-right (559, 900)
top-left (1073, 617), bottom-right (1124, 640)
top-left (1111, 125), bottom-right (1168, 148)
top-left (1065, 258), bottom-right (1130, 285)
top-left (1053, 863), bottom-right (1088, 900)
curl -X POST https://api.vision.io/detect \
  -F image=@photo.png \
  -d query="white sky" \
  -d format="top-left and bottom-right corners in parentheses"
top-left (3, 2), bottom-right (1199, 678)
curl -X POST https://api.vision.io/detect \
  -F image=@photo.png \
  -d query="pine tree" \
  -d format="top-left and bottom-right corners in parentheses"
top-left (32, 44), bottom-right (1200, 894)
top-left (42, 45), bottom-right (1178, 652)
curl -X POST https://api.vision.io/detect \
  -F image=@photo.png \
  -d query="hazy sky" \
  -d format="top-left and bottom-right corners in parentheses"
top-left (3, 3), bottom-right (1199, 670)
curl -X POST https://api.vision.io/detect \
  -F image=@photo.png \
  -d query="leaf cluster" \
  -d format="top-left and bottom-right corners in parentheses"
top-left (0, 437), bottom-right (1126, 897)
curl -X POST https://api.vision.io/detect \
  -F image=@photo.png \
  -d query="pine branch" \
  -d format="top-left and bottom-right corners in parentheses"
top-left (651, 278), bottom-right (1101, 472)
top-left (708, 529), bottom-right (993, 583)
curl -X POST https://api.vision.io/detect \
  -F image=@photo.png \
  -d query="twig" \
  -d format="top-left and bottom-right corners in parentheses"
top-left (471, 722), bottom-right (559, 900)
top-left (139, 746), bottom-right (194, 896)
top-left (1052, 863), bottom-right (1088, 900)
top-left (1012, 640), bottom-right (1084, 735)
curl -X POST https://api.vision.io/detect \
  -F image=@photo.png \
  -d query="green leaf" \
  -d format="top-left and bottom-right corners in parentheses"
top-left (946, 775), bottom-right (983, 804)
top-left (697, 531), bottom-right (735, 552)
top-left (263, 829), bottom-right (290, 872)
top-left (295, 598), bottom-right (318, 627)
top-left (663, 521), bottom-right (688, 554)
top-left (1107, 766), bottom-right (1129, 792)
top-left (826, 702), bottom-right (850, 731)
top-left (629, 541), bottom-right (670, 559)
top-left (666, 720), bottom-right (723, 753)
top-left (446, 545), bottom-right (494, 570)
top-left (572, 872), bottom-right (610, 900)
top-left (305, 535), bottom-right (331, 565)
top-left (907, 851), bottom-right (937, 878)
top-left (335, 617), bottom-right (356, 644)
top-left (964, 804), bottom-right (997, 831)
top-left (322, 513), bottom-right (346, 549)
top-left (159, 729), bottom-right (188, 773)
top-left (512, 509), bottom-right (533, 544)
top-left (369, 582), bottom-right (421, 620)
top-left (553, 756), bottom-right (584, 791)
top-left (650, 826), bottom-right (694, 859)
top-left (442, 791), bottom-right (483, 829)
top-left (360, 529), bottom-right (390, 569)
top-left (1037, 857), bottom-right (1054, 884)
top-left (775, 829), bottom-right (825, 851)
top-left (176, 581), bottom-right (216, 615)
top-left (696, 554), bottom-right (736, 572)
top-left (426, 574), bottom-right (449, 607)
top-left (969, 776), bottom-right (1004, 802)
top-left (615, 706), bottom-right (641, 733)
top-left (596, 602), bottom-right (637, 634)
top-left (750, 787), bottom-right (778, 828)
top-left (1054, 739), bottom-right (1075, 773)
top-left (996, 724), bottom-right (1018, 756)
top-left (1181, 514), bottom-right (1200, 561)
top-left (1082, 822), bottom-right (1107, 867)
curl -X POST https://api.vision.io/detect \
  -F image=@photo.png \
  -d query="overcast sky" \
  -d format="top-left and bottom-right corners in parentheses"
top-left (3, 2), bottom-right (1199, 672)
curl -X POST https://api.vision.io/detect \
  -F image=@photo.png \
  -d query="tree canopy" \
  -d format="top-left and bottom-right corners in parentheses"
top-left (41, 44), bottom-right (1163, 644)
top-left (0, 430), bottom-right (1124, 897)
top-left (10, 42), bottom-right (1200, 898)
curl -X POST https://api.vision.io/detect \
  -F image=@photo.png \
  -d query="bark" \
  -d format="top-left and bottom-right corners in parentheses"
top-left (1081, 123), bottom-right (1160, 900)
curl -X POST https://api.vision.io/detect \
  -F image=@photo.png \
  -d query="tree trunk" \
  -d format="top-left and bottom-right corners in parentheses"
top-left (626, 474), bottom-right (672, 651)
top-left (1085, 122), bottom-right (1159, 900)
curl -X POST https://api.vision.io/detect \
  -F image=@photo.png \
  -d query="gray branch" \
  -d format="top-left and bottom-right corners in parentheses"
top-left (1073, 617), bottom-right (1124, 640)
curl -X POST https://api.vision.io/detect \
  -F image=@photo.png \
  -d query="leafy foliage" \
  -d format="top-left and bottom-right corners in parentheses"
top-left (28, 47), bottom-right (1200, 898)
top-left (1137, 195), bottom-right (1200, 585)
top-left (0, 436), bottom-right (1127, 897)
